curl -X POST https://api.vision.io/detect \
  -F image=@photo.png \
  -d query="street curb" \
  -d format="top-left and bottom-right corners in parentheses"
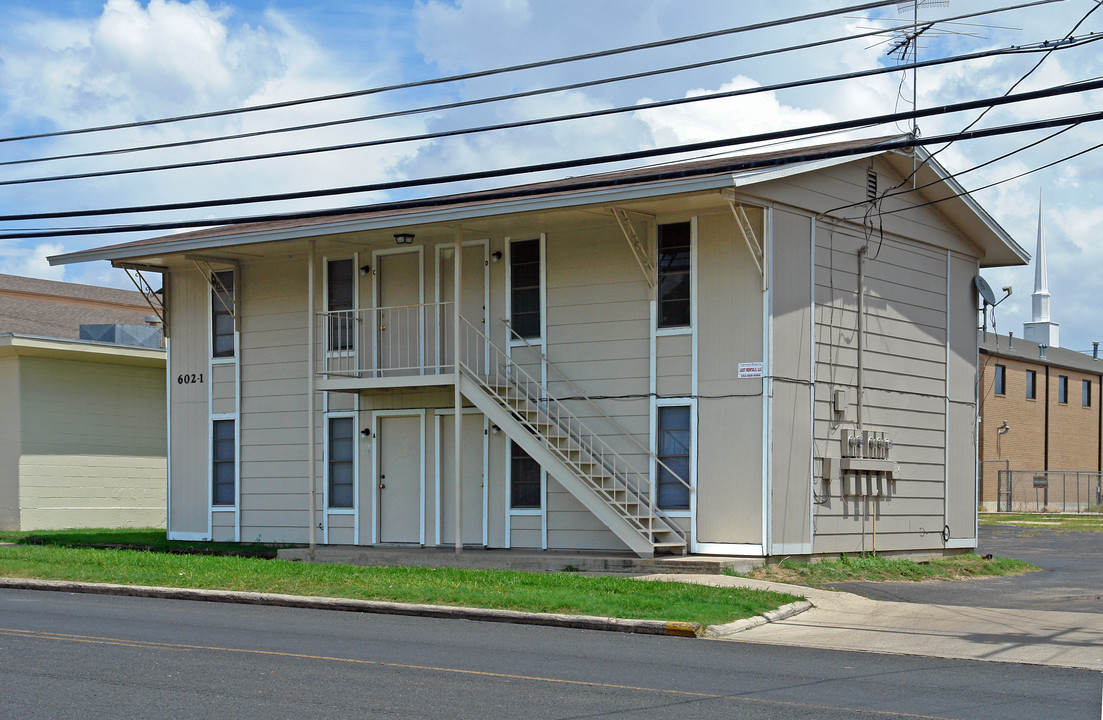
top-left (703, 600), bottom-right (814, 639)
top-left (0, 577), bottom-right (704, 638)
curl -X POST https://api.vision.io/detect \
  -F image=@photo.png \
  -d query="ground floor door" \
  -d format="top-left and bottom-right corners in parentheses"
top-left (375, 413), bottom-right (423, 543)
top-left (437, 411), bottom-right (486, 545)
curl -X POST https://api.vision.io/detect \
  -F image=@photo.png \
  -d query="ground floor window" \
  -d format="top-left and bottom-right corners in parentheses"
top-left (657, 406), bottom-right (691, 510)
top-left (328, 417), bottom-right (355, 508)
top-left (510, 441), bottom-right (541, 509)
top-left (212, 419), bottom-right (235, 506)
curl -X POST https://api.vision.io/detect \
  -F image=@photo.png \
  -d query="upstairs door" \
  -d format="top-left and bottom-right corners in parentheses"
top-left (374, 249), bottom-right (423, 375)
top-left (438, 241), bottom-right (488, 374)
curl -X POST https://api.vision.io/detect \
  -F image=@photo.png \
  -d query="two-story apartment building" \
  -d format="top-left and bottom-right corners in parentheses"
top-left (51, 138), bottom-right (1027, 558)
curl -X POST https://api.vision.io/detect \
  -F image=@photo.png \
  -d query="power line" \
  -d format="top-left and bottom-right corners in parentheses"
top-left (2, 0), bottom-right (1065, 168)
top-left (887, 0), bottom-right (1102, 193)
top-left (0, 0), bottom-right (909, 145)
top-left (10, 109), bottom-right (1103, 241)
top-left (5, 74), bottom-right (1102, 224)
top-left (6, 34), bottom-right (1097, 188)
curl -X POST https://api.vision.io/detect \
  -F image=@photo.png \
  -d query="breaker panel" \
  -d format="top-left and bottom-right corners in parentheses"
top-left (820, 430), bottom-right (900, 497)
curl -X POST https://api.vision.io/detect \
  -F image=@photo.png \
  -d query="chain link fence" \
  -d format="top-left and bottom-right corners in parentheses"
top-left (996, 470), bottom-right (1103, 513)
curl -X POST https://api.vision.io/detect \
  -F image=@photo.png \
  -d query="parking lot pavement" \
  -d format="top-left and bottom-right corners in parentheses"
top-left (826, 525), bottom-right (1103, 613)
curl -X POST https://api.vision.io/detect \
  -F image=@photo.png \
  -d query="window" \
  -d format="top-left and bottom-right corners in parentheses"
top-left (657, 222), bottom-right (691, 329)
top-left (510, 441), bottom-right (541, 509)
top-left (1025, 369), bottom-right (1036, 399)
top-left (1084, 380), bottom-right (1092, 407)
top-left (327, 259), bottom-right (354, 351)
top-left (212, 419), bottom-right (235, 506)
top-left (657, 406), bottom-right (691, 510)
top-left (1058, 375), bottom-right (1068, 404)
top-left (328, 417), bottom-right (355, 508)
top-left (509, 239), bottom-right (541, 339)
top-left (211, 270), bottom-right (235, 358)
top-left (993, 364), bottom-right (1006, 395)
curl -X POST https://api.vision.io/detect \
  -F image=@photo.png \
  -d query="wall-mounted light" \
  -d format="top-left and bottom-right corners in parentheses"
top-left (491, 425), bottom-right (500, 435)
top-left (491, 251), bottom-right (503, 262)
top-left (394, 232), bottom-right (415, 245)
top-left (360, 265), bottom-right (371, 275)
top-left (361, 428), bottom-right (372, 437)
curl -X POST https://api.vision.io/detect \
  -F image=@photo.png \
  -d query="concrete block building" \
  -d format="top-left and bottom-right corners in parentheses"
top-left (0, 274), bottom-right (166, 530)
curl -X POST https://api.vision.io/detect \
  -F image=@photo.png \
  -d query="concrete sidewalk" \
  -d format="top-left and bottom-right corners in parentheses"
top-left (647, 573), bottom-right (1103, 670)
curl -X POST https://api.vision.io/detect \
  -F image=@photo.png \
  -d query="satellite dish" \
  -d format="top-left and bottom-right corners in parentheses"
top-left (974, 275), bottom-right (996, 306)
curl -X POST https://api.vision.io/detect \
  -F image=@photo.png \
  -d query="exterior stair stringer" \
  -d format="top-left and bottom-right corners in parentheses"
top-left (458, 374), bottom-right (668, 558)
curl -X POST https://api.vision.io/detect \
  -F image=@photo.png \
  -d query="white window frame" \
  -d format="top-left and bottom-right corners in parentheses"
top-left (209, 268), bottom-right (237, 362)
top-left (654, 219), bottom-right (695, 337)
top-left (323, 254), bottom-right (359, 360)
top-left (505, 234), bottom-right (546, 347)
top-left (653, 399), bottom-right (696, 518)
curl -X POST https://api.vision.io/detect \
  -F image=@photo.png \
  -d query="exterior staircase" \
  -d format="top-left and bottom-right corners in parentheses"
top-left (456, 316), bottom-right (687, 558)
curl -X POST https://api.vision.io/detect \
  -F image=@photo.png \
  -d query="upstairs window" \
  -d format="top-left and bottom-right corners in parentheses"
top-left (993, 364), bottom-right (1006, 395)
top-left (211, 270), bottom-right (235, 358)
top-left (1083, 380), bottom-right (1092, 408)
top-left (327, 259), bottom-right (355, 351)
top-left (1058, 375), bottom-right (1068, 404)
top-left (657, 222), bottom-right (691, 329)
top-left (1025, 369), bottom-right (1036, 399)
top-left (509, 239), bottom-right (541, 340)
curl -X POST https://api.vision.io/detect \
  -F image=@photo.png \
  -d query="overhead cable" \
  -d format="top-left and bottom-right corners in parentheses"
top-left (10, 109), bottom-right (1103, 241)
top-left (0, 0), bottom-right (908, 145)
top-left (2, 0), bottom-right (1067, 168)
top-left (5, 74), bottom-right (1102, 224)
top-left (6, 33), bottom-right (1098, 187)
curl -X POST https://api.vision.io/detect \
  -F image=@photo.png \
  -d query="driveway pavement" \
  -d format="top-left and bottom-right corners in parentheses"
top-left (826, 525), bottom-right (1103, 613)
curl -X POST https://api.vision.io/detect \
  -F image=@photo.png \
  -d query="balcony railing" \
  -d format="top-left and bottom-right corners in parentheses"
top-left (317, 302), bottom-right (454, 378)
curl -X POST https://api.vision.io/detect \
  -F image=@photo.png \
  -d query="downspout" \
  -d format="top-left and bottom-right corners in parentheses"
top-left (307, 241), bottom-right (317, 557)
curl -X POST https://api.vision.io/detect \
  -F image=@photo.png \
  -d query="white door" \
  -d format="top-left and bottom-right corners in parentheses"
top-left (438, 413), bottom-right (485, 546)
top-left (376, 251), bottom-right (421, 375)
top-left (377, 414), bottom-right (422, 544)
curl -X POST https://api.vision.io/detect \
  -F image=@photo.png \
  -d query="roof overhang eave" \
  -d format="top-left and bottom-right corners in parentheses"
top-left (49, 171), bottom-right (754, 266)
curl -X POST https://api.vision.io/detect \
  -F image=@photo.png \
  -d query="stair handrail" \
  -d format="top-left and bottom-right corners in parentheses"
top-left (457, 315), bottom-right (686, 542)
top-left (499, 317), bottom-right (693, 495)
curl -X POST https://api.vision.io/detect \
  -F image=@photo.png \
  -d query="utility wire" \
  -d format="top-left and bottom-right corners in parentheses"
top-left (887, 0), bottom-right (1102, 193)
top-left (6, 33), bottom-right (1096, 187)
top-left (5, 74), bottom-right (1102, 224)
top-left (0, 0), bottom-right (909, 145)
top-left (2, 0), bottom-right (1065, 168)
top-left (11, 109), bottom-right (1103, 241)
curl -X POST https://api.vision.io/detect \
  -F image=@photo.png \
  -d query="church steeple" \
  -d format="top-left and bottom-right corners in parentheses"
top-left (1023, 191), bottom-right (1059, 347)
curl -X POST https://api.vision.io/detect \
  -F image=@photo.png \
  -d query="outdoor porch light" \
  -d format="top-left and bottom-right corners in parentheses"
top-left (394, 232), bottom-right (415, 245)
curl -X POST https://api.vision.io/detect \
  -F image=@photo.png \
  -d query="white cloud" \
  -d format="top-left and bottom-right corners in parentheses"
top-left (0, 242), bottom-right (67, 280)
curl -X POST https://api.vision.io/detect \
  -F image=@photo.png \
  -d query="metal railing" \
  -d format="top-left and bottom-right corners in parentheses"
top-left (317, 302), bottom-right (453, 377)
top-left (500, 318), bottom-right (692, 498)
top-left (996, 469), bottom-right (1103, 513)
top-left (457, 315), bottom-right (686, 544)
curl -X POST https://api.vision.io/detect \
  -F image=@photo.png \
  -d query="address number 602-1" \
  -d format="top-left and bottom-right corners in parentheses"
top-left (177, 373), bottom-right (204, 384)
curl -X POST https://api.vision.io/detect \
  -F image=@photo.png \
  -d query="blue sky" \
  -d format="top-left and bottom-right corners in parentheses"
top-left (0, 0), bottom-right (1101, 352)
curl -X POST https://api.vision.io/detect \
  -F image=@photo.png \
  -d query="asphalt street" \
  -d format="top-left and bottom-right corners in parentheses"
top-left (1, 588), bottom-right (1099, 719)
top-left (827, 525), bottom-right (1103, 612)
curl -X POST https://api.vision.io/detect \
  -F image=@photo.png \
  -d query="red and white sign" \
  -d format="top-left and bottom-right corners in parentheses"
top-left (738, 362), bottom-right (764, 379)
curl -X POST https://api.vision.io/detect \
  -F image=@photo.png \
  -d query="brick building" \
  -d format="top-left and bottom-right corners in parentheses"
top-left (978, 333), bottom-right (1102, 510)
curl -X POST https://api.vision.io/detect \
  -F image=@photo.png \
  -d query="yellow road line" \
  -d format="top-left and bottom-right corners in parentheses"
top-left (0, 627), bottom-right (961, 719)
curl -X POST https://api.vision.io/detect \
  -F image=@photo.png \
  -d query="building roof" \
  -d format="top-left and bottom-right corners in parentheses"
top-left (0, 273), bottom-right (153, 340)
top-left (50, 135), bottom-right (1029, 268)
top-left (980, 331), bottom-right (1103, 376)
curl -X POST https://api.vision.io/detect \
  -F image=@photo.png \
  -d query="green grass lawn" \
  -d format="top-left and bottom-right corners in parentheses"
top-left (0, 527), bottom-right (293, 556)
top-left (739, 553), bottom-right (1038, 586)
top-left (979, 512), bottom-right (1103, 533)
top-left (0, 530), bottom-right (799, 626)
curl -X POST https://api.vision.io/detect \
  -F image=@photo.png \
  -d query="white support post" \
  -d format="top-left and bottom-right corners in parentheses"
top-left (307, 242), bottom-right (317, 556)
top-left (454, 230), bottom-right (464, 554)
